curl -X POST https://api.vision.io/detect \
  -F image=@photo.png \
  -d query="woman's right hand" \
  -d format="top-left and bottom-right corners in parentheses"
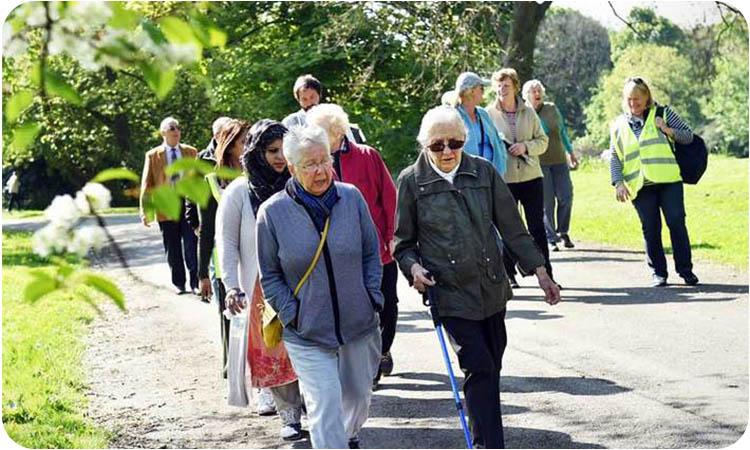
top-left (199, 278), bottom-right (212, 299)
top-left (615, 182), bottom-right (630, 202)
top-left (225, 288), bottom-right (246, 315)
top-left (411, 263), bottom-right (435, 293)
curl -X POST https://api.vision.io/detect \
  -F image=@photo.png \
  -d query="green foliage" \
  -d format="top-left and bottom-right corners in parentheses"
top-left (4, 90), bottom-right (35, 124)
top-left (535, 7), bottom-right (611, 136)
top-left (702, 20), bottom-right (749, 157)
top-left (584, 44), bottom-right (702, 149)
top-left (609, 7), bottom-right (687, 62)
top-left (92, 168), bottom-right (140, 183)
top-left (3, 231), bottom-right (110, 448)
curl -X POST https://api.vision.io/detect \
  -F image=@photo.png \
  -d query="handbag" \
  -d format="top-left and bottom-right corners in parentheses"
top-left (655, 106), bottom-right (708, 184)
top-left (261, 216), bottom-right (330, 348)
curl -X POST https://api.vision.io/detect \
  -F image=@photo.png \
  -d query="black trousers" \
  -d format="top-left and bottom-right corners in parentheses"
top-left (442, 310), bottom-right (507, 449)
top-left (7, 193), bottom-right (19, 211)
top-left (503, 177), bottom-right (553, 279)
top-left (631, 182), bottom-right (693, 277)
top-left (379, 261), bottom-right (400, 355)
top-left (158, 215), bottom-right (198, 290)
top-left (215, 278), bottom-right (229, 377)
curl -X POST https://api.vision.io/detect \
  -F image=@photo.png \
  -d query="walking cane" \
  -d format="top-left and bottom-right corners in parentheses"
top-left (422, 272), bottom-right (473, 449)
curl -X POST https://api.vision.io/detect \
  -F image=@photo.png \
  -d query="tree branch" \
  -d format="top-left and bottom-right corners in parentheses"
top-left (608, 2), bottom-right (647, 39)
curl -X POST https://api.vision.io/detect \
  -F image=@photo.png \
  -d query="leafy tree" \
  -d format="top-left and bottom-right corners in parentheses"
top-left (534, 7), bottom-right (611, 137)
top-left (609, 7), bottom-right (688, 62)
top-left (584, 44), bottom-right (702, 149)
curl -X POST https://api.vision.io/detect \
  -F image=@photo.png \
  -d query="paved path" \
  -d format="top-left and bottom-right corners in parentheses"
top-left (18, 215), bottom-right (745, 448)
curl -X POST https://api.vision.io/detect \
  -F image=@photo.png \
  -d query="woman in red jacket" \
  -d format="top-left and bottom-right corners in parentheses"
top-left (307, 103), bottom-right (398, 387)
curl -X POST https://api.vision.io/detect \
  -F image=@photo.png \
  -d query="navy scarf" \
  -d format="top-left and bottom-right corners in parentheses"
top-left (287, 178), bottom-right (339, 232)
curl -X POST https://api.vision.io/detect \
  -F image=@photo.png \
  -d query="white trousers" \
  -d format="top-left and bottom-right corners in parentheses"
top-left (284, 328), bottom-right (381, 449)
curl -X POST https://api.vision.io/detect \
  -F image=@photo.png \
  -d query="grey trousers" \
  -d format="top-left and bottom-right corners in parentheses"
top-left (284, 328), bottom-right (381, 448)
top-left (271, 380), bottom-right (304, 426)
top-left (541, 163), bottom-right (574, 242)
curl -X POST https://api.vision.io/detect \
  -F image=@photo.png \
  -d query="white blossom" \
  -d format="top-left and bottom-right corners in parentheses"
top-left (168, 43), bottom-right (200, 64)
top-left (74, 191), bottom-right (91, 215)
top-left (81, 182), bottom-right (111, 212)
top-left (67, 225), bottom-right (107, 256)
top-left (62, 2), bottom-right (112, 29)
top-left (44, 194), bottom-right (81, 227)
top-left (32, 223), bottom-right (70, 257)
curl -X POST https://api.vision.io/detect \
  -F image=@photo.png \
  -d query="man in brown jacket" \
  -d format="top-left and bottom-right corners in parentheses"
top-left (139, 117), bottom-right (199, 295)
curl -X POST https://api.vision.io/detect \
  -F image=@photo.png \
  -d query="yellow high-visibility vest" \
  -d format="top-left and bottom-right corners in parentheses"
top-left (612, 107), bottom-right (681, 196)
top-left (205, 173), bottom-right (223, 279)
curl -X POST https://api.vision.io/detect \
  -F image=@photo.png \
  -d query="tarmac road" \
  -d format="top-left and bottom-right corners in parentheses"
top-left (12, 214), bottom-right (743, 448)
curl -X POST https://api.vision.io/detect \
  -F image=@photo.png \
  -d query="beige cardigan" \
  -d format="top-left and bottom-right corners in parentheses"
top-left (486, 97), bottom-right (548, 184)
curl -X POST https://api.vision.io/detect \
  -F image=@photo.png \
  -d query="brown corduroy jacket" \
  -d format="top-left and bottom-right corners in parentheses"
top-left (139, 143), bottom-right (198, 223)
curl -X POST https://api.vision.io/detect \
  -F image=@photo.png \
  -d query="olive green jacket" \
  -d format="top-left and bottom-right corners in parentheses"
top-left (394, 152), bottom-right (545, 320)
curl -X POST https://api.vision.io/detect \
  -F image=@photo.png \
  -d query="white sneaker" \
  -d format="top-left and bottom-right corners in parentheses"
top-left (280, 423), bottom-right (306, 441)
top-left (256, 388), bottom-right (277, 416)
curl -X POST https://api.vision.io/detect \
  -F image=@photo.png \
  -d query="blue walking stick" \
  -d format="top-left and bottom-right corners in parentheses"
top-left (422, 272), bottom-right (473, 449)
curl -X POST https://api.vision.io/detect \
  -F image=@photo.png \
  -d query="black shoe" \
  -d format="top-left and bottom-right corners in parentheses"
top-left (560, 234), bottom-right (575, 248)
top-left (509, 274), bottom-right (519, 289)
top-left (651, 274), bottom-right (668, 287)
top-left (348, 438), bottom-right (360, 449)
top-left (680, 272), bottom-right (699, 286)
top-left (380, 352), bottom-right (394, 376)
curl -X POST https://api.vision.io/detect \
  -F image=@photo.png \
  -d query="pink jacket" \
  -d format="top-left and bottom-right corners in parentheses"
top-left (334, 140), bottom-right (397, 265)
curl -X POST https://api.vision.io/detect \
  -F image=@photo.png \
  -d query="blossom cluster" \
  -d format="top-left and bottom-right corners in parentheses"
top-left (32, 182), bottom-right (112, 257)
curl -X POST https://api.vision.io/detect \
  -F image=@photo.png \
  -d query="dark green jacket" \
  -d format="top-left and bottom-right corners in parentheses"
top-left (394, 152), bottom-right (545, 320)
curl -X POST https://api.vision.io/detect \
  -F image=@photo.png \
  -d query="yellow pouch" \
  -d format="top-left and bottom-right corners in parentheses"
top-left (261, 217), bottom-right (330, 348)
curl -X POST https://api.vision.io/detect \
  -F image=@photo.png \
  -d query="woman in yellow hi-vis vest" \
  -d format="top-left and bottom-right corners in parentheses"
top-left (609, 77), bottom-right (699, 287)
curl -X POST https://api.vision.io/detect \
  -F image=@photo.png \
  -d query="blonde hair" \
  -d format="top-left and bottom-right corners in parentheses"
top-left (622, 77), bottom-right (654, 113)
top-left (491, 68), bottom-right (520, 94)
top-left (305, 103), bottom-right (350, 140)
top-left (417, 106), bottom-right (468, 147)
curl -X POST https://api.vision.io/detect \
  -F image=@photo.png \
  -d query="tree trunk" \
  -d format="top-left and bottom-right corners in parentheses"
top-left (503, 1), bottom-right (551, 82)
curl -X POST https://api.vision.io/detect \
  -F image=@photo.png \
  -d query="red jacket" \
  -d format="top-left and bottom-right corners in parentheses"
top-left (334, 140), bottom-right (397, 265)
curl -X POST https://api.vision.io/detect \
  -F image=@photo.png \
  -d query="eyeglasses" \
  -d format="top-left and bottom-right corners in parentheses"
top-left (167, 125), bottom-right (181, 132)
top-left (426, 139), bottom-right (464, 153)
top-left (300, 160), bottom-right (332, 173)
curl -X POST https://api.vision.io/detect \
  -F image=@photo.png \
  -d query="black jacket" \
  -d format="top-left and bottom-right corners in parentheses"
top-left (394, 152), bottom-right (544, 320)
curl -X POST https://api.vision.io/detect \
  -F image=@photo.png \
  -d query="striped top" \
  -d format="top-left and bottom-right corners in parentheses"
top-left (504, 111), bottom-right (518, 142)
top-left (609, 105), bottom-right (693, 185)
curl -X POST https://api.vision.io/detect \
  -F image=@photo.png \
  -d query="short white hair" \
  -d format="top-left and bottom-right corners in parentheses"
top-left (306, 103), bottom-right (350, 139)
top-left (283, 125), bottom-right (331, 166)
top-left (212, 116), bottom-right (231, 136)
top-left (521, 79), bottom-right (546, 101)
top-left (160, 117), bottom-right (179, 132)
top-left (417, 106), bottom-right (467, 147)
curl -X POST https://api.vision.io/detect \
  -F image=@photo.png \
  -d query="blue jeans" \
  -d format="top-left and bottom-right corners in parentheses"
top-left (631, 182), bottom-right (693, 278)
top-left (541, 163), bottom-right (574, 242)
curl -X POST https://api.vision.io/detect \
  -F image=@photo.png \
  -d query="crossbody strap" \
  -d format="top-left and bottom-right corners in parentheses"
top-left (293, 216), bottom-right (331, 296)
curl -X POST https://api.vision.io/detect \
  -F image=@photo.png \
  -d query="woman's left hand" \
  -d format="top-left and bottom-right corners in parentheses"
top-left (655, 117), bottom-right (673, 137)
top-left (534, 267), bottom-right (561, 305)
top-left (509, 143), bottom-right (527, 157)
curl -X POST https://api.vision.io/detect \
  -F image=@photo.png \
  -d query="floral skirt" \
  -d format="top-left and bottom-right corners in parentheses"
top-left (247, 277), bottom-right (298, 388)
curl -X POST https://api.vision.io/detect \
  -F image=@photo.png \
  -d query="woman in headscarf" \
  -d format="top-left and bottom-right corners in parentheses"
top-left (218, 119), bottom-right (306, 441)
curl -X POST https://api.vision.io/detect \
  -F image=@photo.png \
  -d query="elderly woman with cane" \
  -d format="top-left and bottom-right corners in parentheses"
top-left (394, 106), bottom-right (561, 448)
top-left (219, 119), bottom-right (306, 441)
top-left (256, 124), bottom-right (383, 449)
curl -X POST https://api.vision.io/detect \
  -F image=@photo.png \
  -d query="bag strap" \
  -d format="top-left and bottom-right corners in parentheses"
top-left (293, 216), bottom-right (331, 296)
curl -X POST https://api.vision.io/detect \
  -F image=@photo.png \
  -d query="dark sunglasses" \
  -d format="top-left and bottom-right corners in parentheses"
top-left (167, 125), bottom-right (181, 132)
top-left (628, 77), bottom-right (645, 85)
top-left (427, 139), bottom-right (464, 153)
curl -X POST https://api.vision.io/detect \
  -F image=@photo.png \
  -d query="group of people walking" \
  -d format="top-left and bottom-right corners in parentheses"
top-left (137, 70), bottom-right (700, 448)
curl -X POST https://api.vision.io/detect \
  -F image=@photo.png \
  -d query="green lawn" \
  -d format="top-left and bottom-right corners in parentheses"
top-left (571, 154), bottom-right (748, 269)
top-left (3, 206), bottom-right (138, 222)
top-left (2, 231), bottom-right (110, 448)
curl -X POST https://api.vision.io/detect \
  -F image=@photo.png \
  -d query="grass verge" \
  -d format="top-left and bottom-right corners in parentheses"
top-left (2, 230), bottom-right (110, 448)
top-left (3, 206), bottom-right (138, 222)
top-left (570, 154), bottom-right (748, 269)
